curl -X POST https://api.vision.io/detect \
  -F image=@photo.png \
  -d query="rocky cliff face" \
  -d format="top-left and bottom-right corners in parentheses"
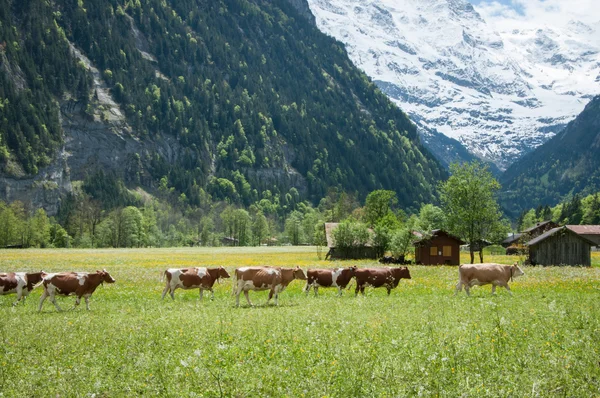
top-left (306, 0), bottom-right (600, 170)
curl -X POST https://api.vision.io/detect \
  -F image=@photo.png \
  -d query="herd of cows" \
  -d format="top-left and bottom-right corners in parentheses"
top-left (0, 262), bottom-right (525, 311)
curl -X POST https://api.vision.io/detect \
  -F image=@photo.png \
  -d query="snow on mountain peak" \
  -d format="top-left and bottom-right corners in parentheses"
top-left (307, 0), bottom-right (600, 169)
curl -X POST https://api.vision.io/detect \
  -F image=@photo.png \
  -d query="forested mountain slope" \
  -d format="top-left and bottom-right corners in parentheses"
top-left (500, 95), bottom-right (600, 217)
top-left (0, 0), bottom-right (445, 214)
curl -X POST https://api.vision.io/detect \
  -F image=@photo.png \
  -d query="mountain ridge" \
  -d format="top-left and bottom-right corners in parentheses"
top-left (306, 0), bottom-right (600, 170)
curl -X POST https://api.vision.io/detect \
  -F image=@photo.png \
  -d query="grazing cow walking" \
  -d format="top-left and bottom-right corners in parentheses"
top-left (38, 270), bottom-right (115, 312)
top-left (354, 267), bottom-right (411, 296)
top-left (162, 267), bottom-right (230, 300)
top-left (455, 262), bottom-right (524, 296)
top-left (304, 266), bottom-right (357, 296)
top-left (0, 271), bottom-right (46, 306)
top-left (233, 266), bottom-right (306, 306)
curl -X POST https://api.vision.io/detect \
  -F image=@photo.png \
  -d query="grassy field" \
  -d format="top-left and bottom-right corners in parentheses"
top-left (1, 247), bottom-right (600, 397)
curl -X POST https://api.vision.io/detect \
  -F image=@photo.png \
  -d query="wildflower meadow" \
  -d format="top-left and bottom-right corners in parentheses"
top-left (1, 247), bottom-right (599, 396)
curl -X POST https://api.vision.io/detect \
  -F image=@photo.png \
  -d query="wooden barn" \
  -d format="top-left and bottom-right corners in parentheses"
top-left (526, 226), bottom-right (595, 266)
top-left (324, 223), bottom-right (378, 260)
top-left (521, 220), bottom-right (560, 239)
top-left (566, 225), bottom-right (600, 247)
top-left (414, 229), bottom-right (464, 265)
top-left (503, 220), bottom-right (559, 255)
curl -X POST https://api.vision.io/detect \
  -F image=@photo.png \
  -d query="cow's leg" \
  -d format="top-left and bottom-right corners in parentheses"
top-left (387, 287), bottom-right (391, 296)
top-left (38, 290), bottom-right (49, 312)
top-left (337, 286), bottom-right (343, 296)
top-left (210, 288), bottom-right (215, 300)
top-left (464, 285), bottom-right (471, 297)
top-left (50, 293), bottom-right (63, 312)
top-left (199, 288), bottom-right (204, 300)
top-left (304, 282), bottom-right (311, 296)
top-left (360, 286), bottom-right (366, 296)
top-left (355, 284), bottom-right (361, 297)
top-left (12, 286), bottom-right (23, 306)
top-left (84, 295), bottom-right (91, 310)
top-left (455, 281), bottom-right (463, 295)
top-left (267, 289), bottom-right (274, 305)
top-left (503, 283), bottom-right (512, 296)
top-left (243, 290), bottom-right (252, 306)
top-left (161, 282), bottom-right (170, 300)
top-left (491, 284), bottom-right (497, 295)
top-left (73, 295), bottom-right (82, 310)
top-left (314, 286), bottom-right (319, 297)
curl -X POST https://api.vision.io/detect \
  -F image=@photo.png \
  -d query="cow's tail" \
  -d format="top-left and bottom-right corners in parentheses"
top-left (160, 270), bottom-right (167, 282)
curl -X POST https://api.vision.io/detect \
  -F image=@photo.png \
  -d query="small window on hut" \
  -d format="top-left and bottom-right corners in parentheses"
top-left (443, 246), bottom-right (452, 257)
top-left (430, 246), bottom-right (437, 256)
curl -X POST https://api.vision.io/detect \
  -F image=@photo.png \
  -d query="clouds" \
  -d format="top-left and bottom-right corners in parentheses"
top-left (473, 0), bottom-right (600, 31)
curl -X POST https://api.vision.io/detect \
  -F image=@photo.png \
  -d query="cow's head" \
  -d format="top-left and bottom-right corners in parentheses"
top-left (511, 262), bottom-right (525, 278)
top-left (393, 266), bottom-right (411, 280)
top-left (346, 265), bottom-right (358, 276)
top-left (98, 269), bottom-right (116, 283)
top-left (293, 266), bottom-right (307, 280)
top-left (218, 266), bottom-right (231, 279)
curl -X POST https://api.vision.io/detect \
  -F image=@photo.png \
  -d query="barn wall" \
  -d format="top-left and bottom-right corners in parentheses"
top-left (530, 234), bottom-right (591, 266)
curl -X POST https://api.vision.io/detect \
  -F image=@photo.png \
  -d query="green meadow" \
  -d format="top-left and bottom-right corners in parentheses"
top-left (1, 248), bottom-right (600, 397)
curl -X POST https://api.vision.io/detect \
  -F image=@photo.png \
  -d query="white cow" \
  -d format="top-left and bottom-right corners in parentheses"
top-left (456, 262), bottom-right (524, 296)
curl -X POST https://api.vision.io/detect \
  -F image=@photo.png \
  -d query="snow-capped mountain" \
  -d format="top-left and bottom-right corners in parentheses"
top-left (306, 0), bottom-right (600, 170)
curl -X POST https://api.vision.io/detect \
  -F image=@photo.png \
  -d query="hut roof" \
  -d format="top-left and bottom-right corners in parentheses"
top-left (413, 229), bottom-right (465, 245)
top-left (502, 233), bottom-right (522, 245)
top-left (566, 225), bottom-right (600, 235)
top-left (324, 222), bottom-right (374, 248)
top-left (325, 223), bottom-right (338, 248)
top-left (522, 220), bottom-right (558, 234)
top-left (526, 226), bottom-right (598, 247)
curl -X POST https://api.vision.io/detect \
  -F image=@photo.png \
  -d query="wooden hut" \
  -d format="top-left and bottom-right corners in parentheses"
top-left (526, 226), bottom-right (595, 266)
top-left (324, 223), bottom-right (378, 260)
top-left (414, 230), bottom-right (464, 265)
top-left (566, 225), bottom-right (600, 247)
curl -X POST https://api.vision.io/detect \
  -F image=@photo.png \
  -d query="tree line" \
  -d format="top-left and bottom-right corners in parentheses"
top-left (1, 162), bottom-right (519, 264)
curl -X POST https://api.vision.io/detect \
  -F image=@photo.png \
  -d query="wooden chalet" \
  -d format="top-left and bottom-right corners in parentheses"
top-left (503, 220), bottom-right (559, 254)
top-left (526, 226), bottom-right (595, 266)
top-left (324, 223), bottom-right (378, 260)
top-left (414, 229), bottom-right (464, 265)
top-left (521, 220), bottom-right (560, 239)
top-left (566, 225), bottom-right (600, 247)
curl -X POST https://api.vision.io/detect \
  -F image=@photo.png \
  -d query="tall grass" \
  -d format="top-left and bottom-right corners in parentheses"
top-left (1, 248), bottom-right (599, 396)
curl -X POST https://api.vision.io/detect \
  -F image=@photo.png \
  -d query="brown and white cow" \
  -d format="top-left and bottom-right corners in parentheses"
top-left (0, 271), bottom-right (46, 306)
top-left (304, 266), bottom-right (357, 296)
top-left (38, 270), bottom-right (116, 312)
top-left (233, 266), bottom-right (306, 306)
top-left (354, 267), bottom-right (411, 296)
top-left (455, 262), bottom-right (524, 296)
top-left (162, 267), bottom-right (230, 300)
